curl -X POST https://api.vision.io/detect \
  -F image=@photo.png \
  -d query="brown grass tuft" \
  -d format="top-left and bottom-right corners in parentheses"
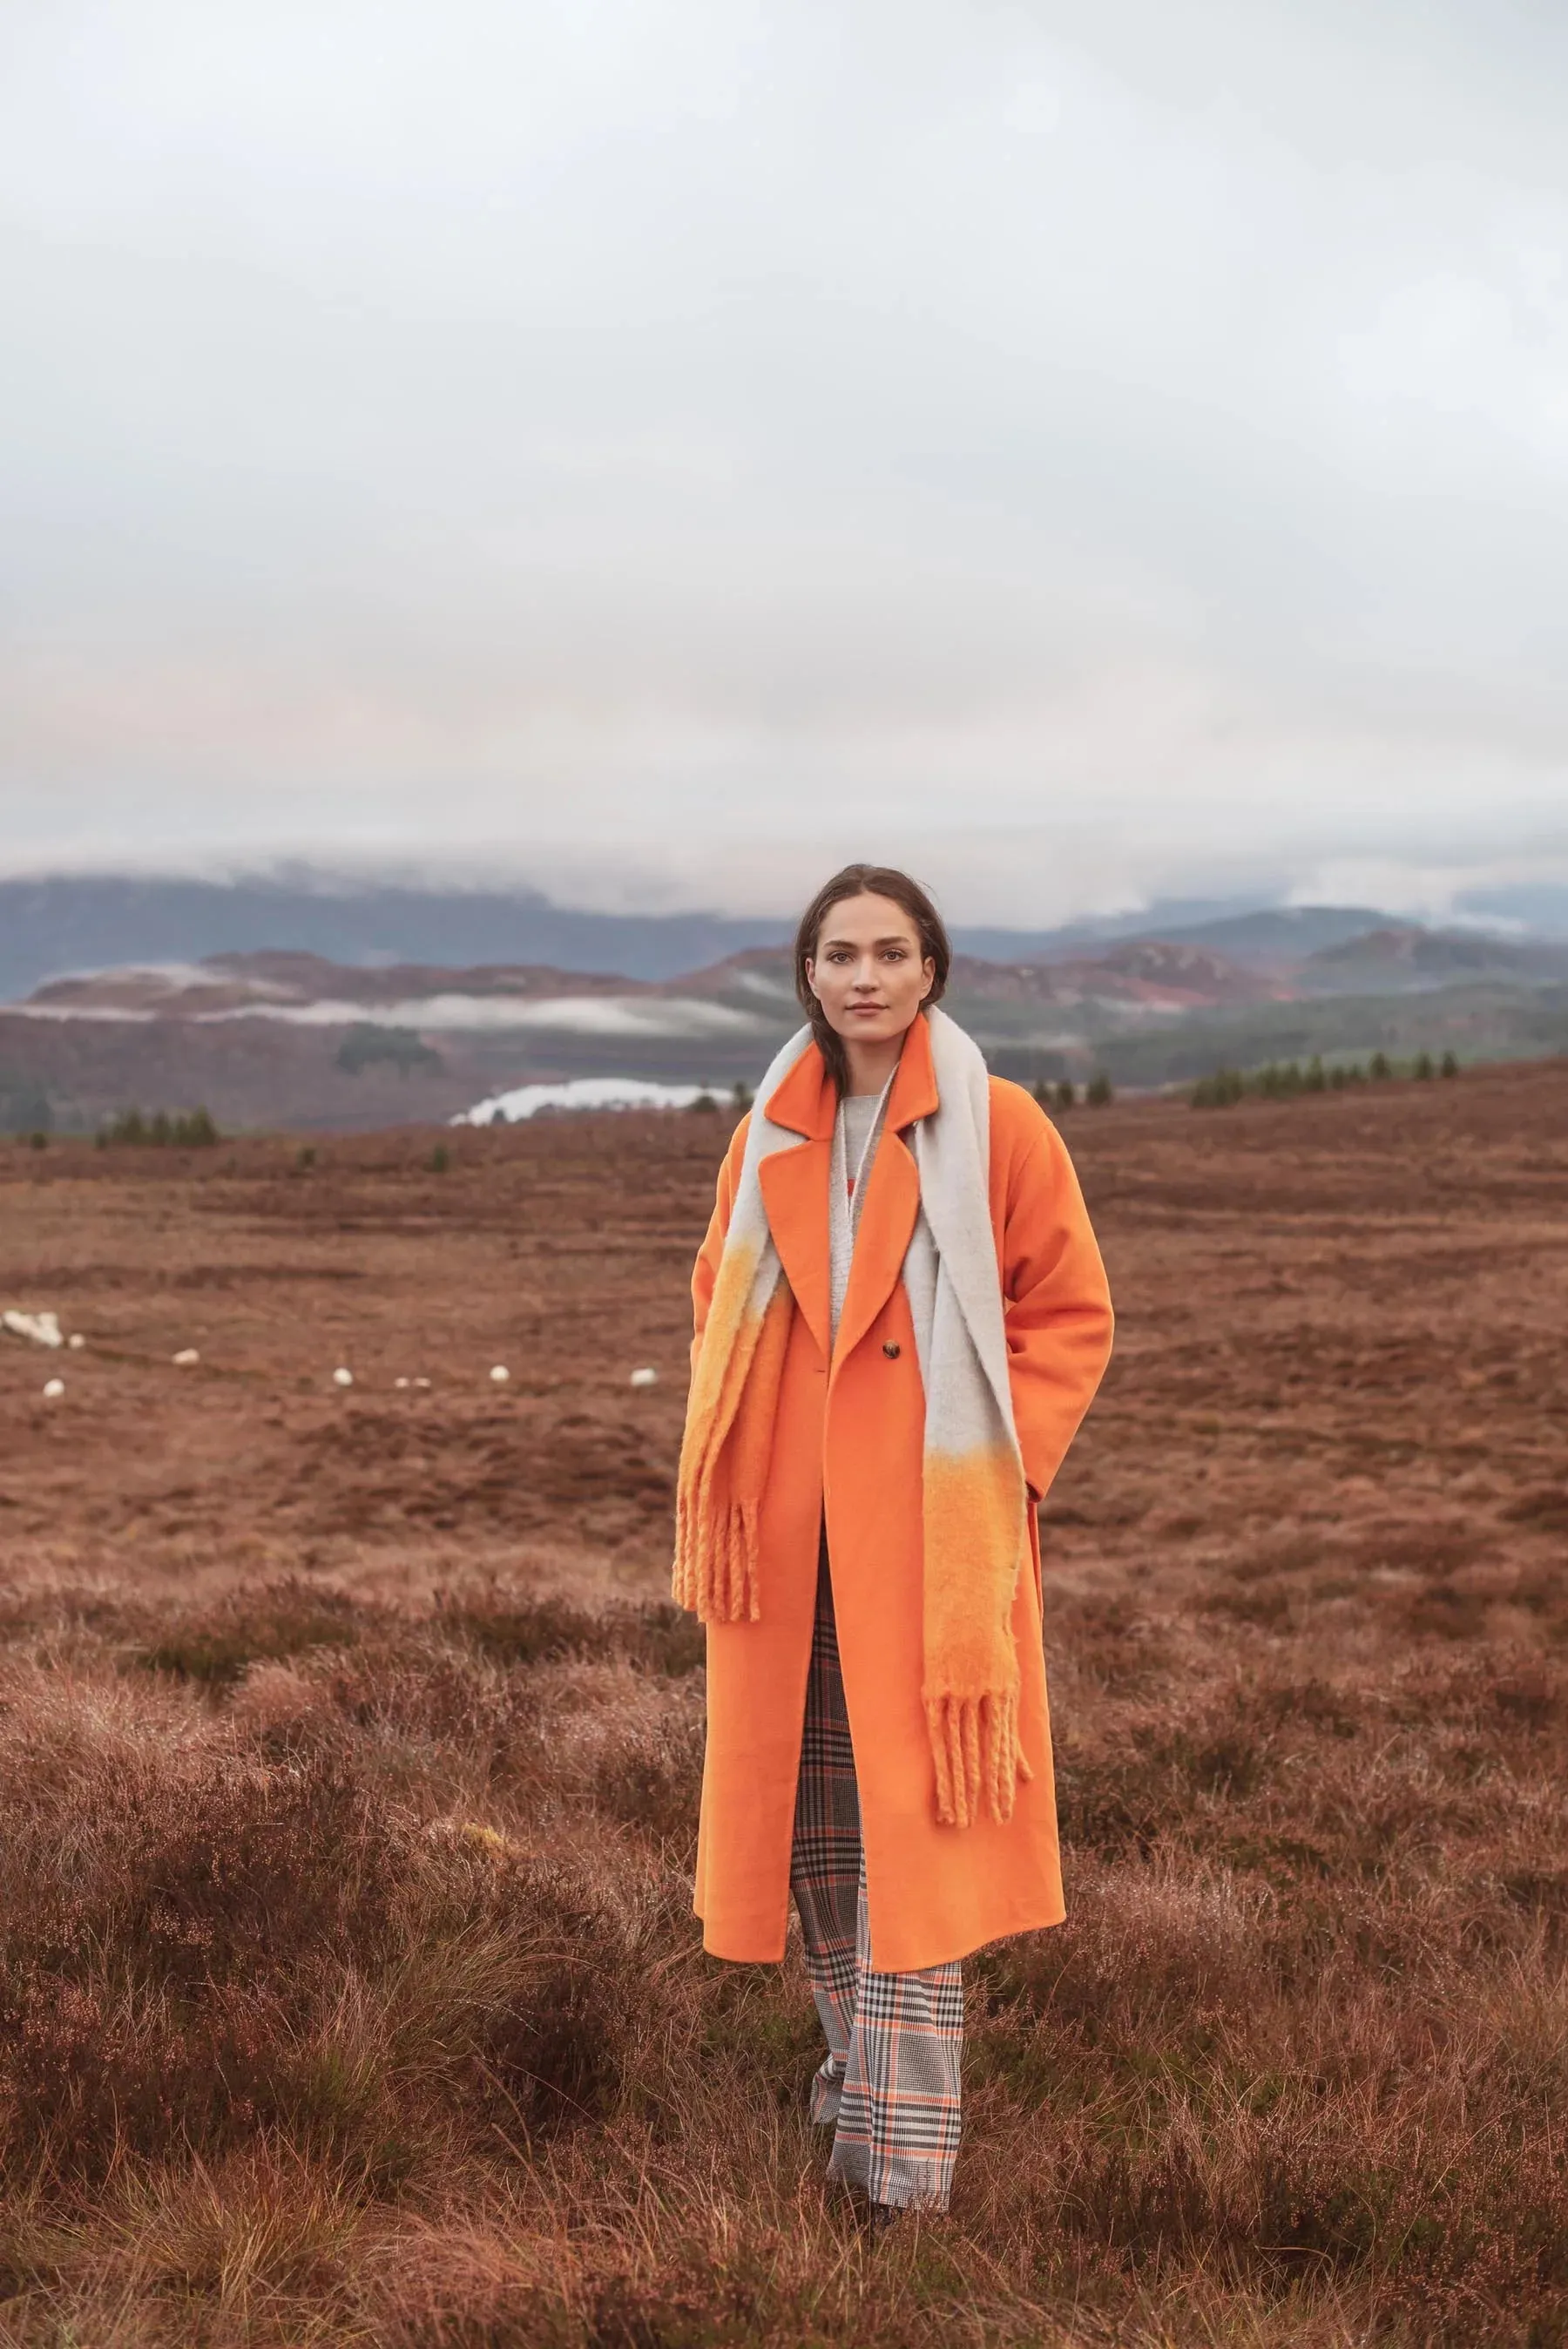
top-left (1, 1064), bottom-right (1566, 2340)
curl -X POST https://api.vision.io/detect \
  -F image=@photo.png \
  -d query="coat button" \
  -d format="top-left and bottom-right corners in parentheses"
top-left (882, 1341), bottom-right (901, 1359)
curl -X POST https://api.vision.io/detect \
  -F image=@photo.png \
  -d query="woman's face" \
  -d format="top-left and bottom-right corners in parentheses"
top-left (805, 892), bottom-right (936, 1050)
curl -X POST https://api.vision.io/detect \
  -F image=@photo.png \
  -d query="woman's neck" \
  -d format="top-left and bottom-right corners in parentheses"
top-left (842, 1032), bottom-right (905, 1097)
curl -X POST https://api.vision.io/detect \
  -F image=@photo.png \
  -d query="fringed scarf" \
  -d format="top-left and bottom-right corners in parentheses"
top-left (673, 1007), bottom-right (1031, 1829)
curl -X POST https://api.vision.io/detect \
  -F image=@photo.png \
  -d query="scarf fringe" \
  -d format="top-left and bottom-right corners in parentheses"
top-left (924, 1687), bottom-right (1033, 1827)
top-left (674, 1279), bottom-right (792, 1626)
top-left (672, 1490), bottom-right (760, 1623)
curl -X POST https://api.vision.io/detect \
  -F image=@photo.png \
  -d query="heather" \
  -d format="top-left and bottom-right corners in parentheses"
top-left (0, 1061), bottom-right (1564, 2344)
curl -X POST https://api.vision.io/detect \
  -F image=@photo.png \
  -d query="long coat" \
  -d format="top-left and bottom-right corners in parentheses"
top-left (688, 1013), bottom-right (1115, 1973)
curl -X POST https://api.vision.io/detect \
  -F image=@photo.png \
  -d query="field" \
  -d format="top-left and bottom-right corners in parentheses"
top-left (1, 1062), bottom-right (1566, 2346)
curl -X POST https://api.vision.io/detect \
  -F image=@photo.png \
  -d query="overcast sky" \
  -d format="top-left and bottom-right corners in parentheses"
top-left (3, 0), bottom-right (1567, 921)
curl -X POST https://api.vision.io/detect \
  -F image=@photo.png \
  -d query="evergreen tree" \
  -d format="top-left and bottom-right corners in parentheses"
top-left (1086, 1072), bottom-right (1113, 1107)
top-left (170, 1107), bottom-right (220, 1147)
top-left (1054, 1079), bottom-right (1076, 1112)
top-left (1369, 1051), bottom-right (1392, 1082)
top-left (1413, 1050), bottom-right (1435, 1081)
top-left (1439, 1050), bottom-right (1459, 1080)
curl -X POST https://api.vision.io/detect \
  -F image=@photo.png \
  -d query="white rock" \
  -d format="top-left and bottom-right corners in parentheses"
top-left (630, 1366), bottom-right (659, 1389)
top-left (413, 1376), bottom-right (431, 1389)
top-left (172, 1347), bottom-right (200, 1367)
top-left (490, 1364), bottom-right (510, 1384)
top-left (42, 1378), bottom-right (64, 1399)
top-left (333, 1366), bottom-right (354, 1388)
top-left (3, 1309), bottom-right (64, 1350)
top-left (394, 1376), bottom-right (409, 1390)
top-left (67, 1332), bottom-right (85, 1350)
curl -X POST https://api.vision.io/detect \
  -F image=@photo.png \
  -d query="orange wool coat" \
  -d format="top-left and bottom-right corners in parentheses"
top-left (688, 1014), bottom-right (1115, 1974)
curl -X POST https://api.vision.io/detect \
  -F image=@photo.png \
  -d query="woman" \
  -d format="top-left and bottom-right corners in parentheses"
top-left (674, 863), bottom-right (1113, 2219)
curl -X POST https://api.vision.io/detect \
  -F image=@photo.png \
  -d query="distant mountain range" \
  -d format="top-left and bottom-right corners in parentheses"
top-left (1301, 925), bottom-right (1568, 989)
top-left (3, 907), bottom-right (1566, 1133)
top-left (3, 869), bottom-right (1536, 1002)
top-left (0, 871), bottom-right (794, 1001)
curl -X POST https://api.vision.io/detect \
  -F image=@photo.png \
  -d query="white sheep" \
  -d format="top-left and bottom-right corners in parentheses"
top-left (3, 1310), bottom-right (64, 1350)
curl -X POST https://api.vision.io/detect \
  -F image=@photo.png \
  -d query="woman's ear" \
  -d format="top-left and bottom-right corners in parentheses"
top-left (804, 958), bottom-right (821, 1002)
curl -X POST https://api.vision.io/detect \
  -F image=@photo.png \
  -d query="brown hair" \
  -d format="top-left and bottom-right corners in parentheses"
top-left (793, 863), bottom-right (951, 1096)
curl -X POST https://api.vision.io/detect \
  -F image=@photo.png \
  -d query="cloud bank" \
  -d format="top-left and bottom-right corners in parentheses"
top-left (3, 0), bottom-right (1567, 919)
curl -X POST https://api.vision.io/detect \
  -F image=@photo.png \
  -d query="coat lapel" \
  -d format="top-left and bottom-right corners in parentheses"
top-left (756, 1014), bottom-right (943, 1375)
top-left (759, 1038), bottom-right (835, 1364)
top-left (830, 1012), bottom-right (940, 1378)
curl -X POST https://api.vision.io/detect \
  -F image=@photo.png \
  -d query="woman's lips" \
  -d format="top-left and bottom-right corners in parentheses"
top-left (848, 1005), bottom-right (887, 1017)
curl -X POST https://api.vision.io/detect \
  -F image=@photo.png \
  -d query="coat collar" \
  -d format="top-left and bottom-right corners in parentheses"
top-left (762, 1010), bottom-right (939, 1139)
top-left (759, 1012), bottom-right (941, 1370)
top-left (762, 1033), bottom-right (834, 1139)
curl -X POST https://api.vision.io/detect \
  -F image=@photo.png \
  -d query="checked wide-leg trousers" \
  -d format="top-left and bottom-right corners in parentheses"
top-left (789, 1537), bottom-right (963, 2211)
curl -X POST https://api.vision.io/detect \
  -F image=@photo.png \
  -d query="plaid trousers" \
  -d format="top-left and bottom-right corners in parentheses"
top-left (790, 1540), bottom-right (963, 2210)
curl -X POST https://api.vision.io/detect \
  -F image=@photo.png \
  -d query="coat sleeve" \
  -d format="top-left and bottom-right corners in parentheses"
top-left (996, 1094), bottom-right (1114, 1504)
top-left (691, 1112), bottom-right (751, 1371)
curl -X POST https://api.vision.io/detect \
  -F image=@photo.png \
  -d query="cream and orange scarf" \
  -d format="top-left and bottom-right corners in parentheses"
top-left (673, 1007), bottom-right (1031, 1828)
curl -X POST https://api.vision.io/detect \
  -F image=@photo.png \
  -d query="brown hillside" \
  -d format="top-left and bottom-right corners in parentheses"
top-left (0, 1059), bottom-right (1564, 2340)
top-left (30, 951), bottom-right (634, 1017)
top-left (0, 1008), bottom-right (483, 1133)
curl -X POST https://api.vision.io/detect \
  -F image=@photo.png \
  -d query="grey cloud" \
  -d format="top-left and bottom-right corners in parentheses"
top-left (2, 0), bottom-right (1566, 918)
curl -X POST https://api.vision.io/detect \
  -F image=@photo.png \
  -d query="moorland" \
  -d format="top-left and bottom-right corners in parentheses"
top-left (0, 1059), bottom-right (1565, 2345)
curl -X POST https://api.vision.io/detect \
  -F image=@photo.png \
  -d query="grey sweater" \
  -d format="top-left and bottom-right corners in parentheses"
top-left (828, 1085), bottom-right (891, 1347)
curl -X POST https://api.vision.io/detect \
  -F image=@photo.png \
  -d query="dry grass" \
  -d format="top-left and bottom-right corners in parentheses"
top-left (0, 1061), bottom-right (1565, 2343)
